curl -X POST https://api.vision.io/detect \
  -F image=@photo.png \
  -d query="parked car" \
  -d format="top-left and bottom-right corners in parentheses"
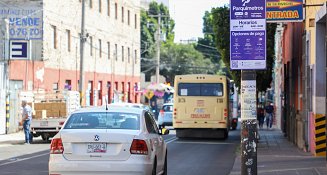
top-left (158, 103), bottom-right (173, 128)
top-left (49, 105), bottom-right (169, 175)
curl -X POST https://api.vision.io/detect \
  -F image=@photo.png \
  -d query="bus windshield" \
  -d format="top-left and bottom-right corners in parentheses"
top-left (178, 83), bottom-right (223, 97)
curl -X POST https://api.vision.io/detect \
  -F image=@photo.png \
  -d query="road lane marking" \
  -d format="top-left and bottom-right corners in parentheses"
top-left (259, 167), bottom-right (325, 173)
top-left (0, 152), bottom-right (49, 167)
top-left (166, 137), bottom-right (178, 144)
top-left (174, 141), bottom-right (233, 145)
top-left (230, 167), bottom-right (326, 175)
top-left (260, 155), bottom-right (322, 159)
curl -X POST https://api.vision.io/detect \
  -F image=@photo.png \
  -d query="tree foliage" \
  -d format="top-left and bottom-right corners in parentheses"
top-left (196, 11), bottom-right (220, 63)
top-left (141, 2), bottom-right (215, 83)
top-left (196, 11), bottom-right (229, 76)
top-left (141, 2), bottom-right (175, 76)
top-left (212, 6), bottom-right (277, 91)
top-left (160, 43), bottom-right (213, 84)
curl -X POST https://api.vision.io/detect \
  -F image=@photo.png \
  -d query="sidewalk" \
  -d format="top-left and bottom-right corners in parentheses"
top-left (229, 128), bottom-right (327, 175)
top-left (0, 131), bottom-right (49, 161)
top-left (0, 131), bottom-right (30, 144)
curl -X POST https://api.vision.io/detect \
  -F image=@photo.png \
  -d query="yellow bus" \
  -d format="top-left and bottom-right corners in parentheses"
top-left (173, 74), bottom-right (230, 139)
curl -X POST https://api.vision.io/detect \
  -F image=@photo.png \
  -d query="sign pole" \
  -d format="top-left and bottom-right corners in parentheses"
top-left (230, 0), bottom-right (266, 174)
top-left (241, 70), bottom-right (257, 175)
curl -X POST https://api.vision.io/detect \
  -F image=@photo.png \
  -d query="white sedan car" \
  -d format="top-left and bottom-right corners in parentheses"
top-left (49, 105), bottom-right (169, 175)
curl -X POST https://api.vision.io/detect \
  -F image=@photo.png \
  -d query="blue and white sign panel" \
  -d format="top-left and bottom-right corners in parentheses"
top-left (0, 7), bottom-right (43, 40)
top-left (10, 41), bottom-right (29, 60)
top-left (230, 0), bottom-right (266, 70)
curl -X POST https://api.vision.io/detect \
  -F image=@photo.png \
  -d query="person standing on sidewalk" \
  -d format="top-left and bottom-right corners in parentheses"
top-left (257, 104), bottom-right (265, 129)
top-left (265, 103), bottom-right (274, 129)
top-left (21, 100), bottom-right (32, 144)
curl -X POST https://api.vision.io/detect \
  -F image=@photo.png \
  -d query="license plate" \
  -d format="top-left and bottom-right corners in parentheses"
top-left (40, 121), bottom-right (48, 126)
top-left (195, 108), bottom-right (205, 113)
top-left (87, 143), bottom-right (107, 153)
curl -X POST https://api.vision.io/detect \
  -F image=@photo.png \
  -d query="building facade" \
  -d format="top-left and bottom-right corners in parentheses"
top-left (10, 0), bottom-right (140, 103)
top-left (0, 0), bottom-right (141, 133)
top-left (303, 0), bottom-right (326, 156)
top-left (274, 0), bottom-right (327, 157)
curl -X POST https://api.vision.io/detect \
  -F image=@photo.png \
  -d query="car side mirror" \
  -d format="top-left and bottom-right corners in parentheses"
top-left (160, 128), bottom-right (169, 135)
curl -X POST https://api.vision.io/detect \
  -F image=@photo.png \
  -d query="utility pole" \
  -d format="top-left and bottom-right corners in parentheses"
top-left (3, 19), bottom-right (9, 90)
top-left (325, 2), bottom-right (327, 162)
top-left (148, 14), bottom-right (168, 84)
top-left (79, 0), bottom-right (86, 106)
top-left (2, 18), bottom-right (9, 134)
top-left (156, 15), bottom-right (161, 84)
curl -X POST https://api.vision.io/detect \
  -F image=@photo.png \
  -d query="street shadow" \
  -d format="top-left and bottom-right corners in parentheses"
top-left (0, 150), bottom-right (49, 165)
top-left (11, 139), bottom-right (51, 145)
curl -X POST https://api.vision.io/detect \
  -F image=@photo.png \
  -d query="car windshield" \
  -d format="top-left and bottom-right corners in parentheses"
top-left (64, 112), bottom-right (140, 130)
top-left (163, 105), bottom-right (173, 112)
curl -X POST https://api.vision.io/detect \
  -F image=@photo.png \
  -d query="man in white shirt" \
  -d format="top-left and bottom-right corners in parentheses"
top-left (21, 100), bottom-right (32, 144)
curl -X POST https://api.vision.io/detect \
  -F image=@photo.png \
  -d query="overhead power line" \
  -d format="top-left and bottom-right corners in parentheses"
top-left (197, 43), bottom-right (218, 50)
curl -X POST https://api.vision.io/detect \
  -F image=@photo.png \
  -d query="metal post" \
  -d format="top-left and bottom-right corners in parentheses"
top-left (325, 2), bottom-right (327, 161)
top-left (4, 19), bottom-right (9, 92)
top-left (3, 19), bottom-right (10, 133)
top-left (148, 14), bottom-right (168, 84)
top-left (156, 15), bottom-right (161, 84)
top-left (241, 70), bottom-right (257, 175)
top-left (79, 0), bottom-right (86, 106)
top-left (5, 96), bottom-right (9, 134)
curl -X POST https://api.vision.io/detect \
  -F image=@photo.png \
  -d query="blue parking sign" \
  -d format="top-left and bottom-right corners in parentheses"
top-left (230, 0), bottom-right (266, 70)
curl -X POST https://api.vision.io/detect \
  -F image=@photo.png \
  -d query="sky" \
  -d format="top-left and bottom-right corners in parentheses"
top-left (168, 0), bottom-right (229, 43)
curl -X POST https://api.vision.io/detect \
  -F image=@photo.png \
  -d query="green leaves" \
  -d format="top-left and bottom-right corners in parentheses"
top-left (141, 2), bottom-right (215, 83)
top-left (141, 2), bottom-right (175, 76)
top-left (160, 43), bottom-right (214, 83)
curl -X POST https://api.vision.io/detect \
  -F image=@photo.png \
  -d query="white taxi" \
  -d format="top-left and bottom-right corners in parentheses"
top-left (49, 105), bottom-right (169, 175)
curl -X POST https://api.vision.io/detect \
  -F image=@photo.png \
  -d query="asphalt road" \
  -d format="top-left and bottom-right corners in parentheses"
top-left (0, 129), bottom-right (241, 175)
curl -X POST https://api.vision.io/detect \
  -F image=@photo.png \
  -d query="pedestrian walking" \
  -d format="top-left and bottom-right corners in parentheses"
top-left (21, 100), bottom-right (32, 144)
top-left (265, 103), bottom-right (274, 129)
top-left (257, 104), bottom-right (265, 129)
